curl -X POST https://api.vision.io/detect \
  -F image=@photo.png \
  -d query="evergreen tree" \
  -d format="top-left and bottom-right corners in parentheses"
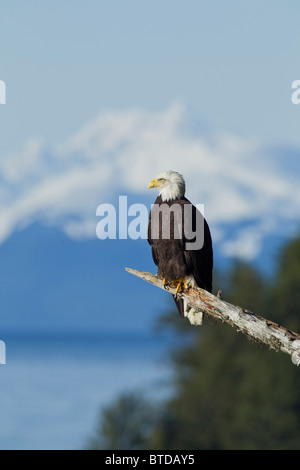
top-left (87, 392), bottom-right (155, 450)
top-left (271, 236), bottom-right (300, 331)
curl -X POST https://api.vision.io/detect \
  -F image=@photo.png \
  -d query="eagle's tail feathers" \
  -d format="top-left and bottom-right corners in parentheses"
top-left (173, 295), bottom-right (203, 326)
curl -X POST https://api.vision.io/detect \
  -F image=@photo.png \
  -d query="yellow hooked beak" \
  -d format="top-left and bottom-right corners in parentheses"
top-left (148, 178), bottom-right (158, 189)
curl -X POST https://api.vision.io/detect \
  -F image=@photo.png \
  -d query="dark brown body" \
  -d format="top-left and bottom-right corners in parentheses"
top-left (148, 195), bottom-right (213, 316)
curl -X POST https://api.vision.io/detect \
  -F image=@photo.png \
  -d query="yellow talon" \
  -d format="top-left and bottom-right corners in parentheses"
top-left (174, 278), bottom-right (189, 294)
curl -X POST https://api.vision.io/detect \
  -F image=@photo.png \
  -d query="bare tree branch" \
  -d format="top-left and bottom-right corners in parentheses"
top-left (125, 267), bottom-right (300, 365)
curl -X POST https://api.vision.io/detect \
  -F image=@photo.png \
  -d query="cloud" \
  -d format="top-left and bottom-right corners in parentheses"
top-left (0, 102), bottom-right (299, 260)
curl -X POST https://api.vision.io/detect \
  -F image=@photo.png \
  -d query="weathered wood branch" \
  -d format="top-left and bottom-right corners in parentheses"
top-left (125, 267), bottom-right (300, 365)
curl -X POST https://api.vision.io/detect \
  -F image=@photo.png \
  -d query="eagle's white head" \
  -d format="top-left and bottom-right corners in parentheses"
top-left (148, 170), bottom-right (186, 202)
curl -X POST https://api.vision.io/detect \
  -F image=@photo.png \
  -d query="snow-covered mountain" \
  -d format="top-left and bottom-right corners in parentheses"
top-left (1, 102), bottom-right (299, 262)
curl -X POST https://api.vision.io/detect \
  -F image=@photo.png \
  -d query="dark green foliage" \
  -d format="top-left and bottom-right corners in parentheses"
top-left (152, 324), bottom-right (300, 450)
top-left (87, 392), bottom-right (156, 450)
top-left (89, 234), bottom-right (300, 450)
top-left (271, 236), bottom-right (300, 331)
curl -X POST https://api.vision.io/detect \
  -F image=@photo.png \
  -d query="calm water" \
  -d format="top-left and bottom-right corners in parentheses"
top-left (0, 331), bottom-right (174, 450)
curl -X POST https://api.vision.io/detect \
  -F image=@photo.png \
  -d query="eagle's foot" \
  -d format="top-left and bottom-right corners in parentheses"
top-left (173, 278), bottom-right (189, 294)
top-left (163, 278), bottom-right (170, 290)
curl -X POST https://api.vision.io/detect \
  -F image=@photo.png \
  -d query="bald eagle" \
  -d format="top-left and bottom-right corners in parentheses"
top-left (148, 171), bottom-right (213, 321)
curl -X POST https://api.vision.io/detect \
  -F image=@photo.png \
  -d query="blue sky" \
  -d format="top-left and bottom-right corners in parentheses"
top-left (0, 1), bottom-right (300, 333)
top-left (1, 0), bottom-right (299, 156)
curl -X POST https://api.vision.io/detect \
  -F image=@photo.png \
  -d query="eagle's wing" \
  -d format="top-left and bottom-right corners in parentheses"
top-left (147, 204), bottom-right (159, 267)
top-left (181, 201), bottom-right (213, 292)
top-left (148, 197), bottom-right (213, 292)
